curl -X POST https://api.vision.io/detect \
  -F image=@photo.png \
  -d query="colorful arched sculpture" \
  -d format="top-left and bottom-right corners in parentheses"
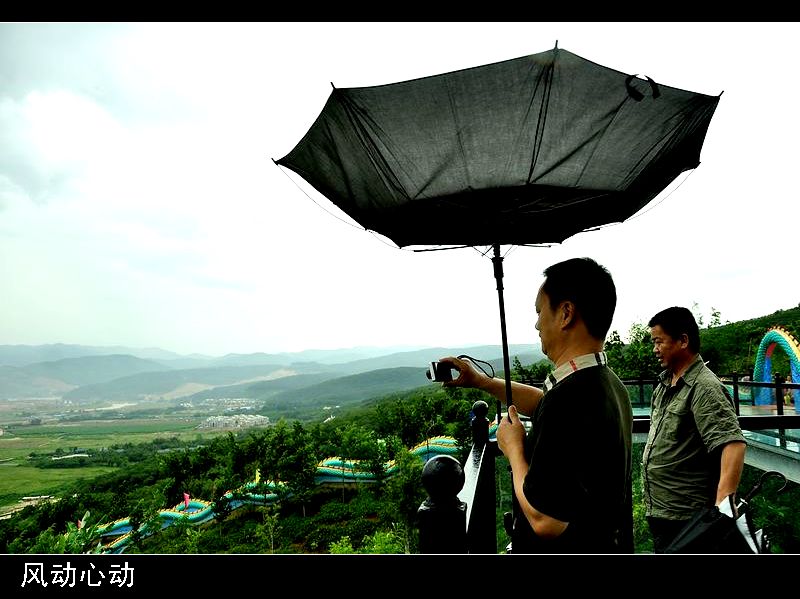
top-left (752, 326), bottom-right (800, 409)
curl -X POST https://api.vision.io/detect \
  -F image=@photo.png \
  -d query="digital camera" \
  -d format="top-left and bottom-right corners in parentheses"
top-left (426, 361), bottom-right (455, 382)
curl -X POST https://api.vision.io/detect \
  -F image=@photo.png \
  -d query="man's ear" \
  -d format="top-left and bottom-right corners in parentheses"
top-left (560, 301), bottom-right (576, 328)
top-left (680, 333), bottom-right (689, 349)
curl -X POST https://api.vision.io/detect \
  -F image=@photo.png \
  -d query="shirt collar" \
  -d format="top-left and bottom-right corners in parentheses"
top-left (543, 351), bottom-right (607, 394)
top-left (658, 354), bottom-right (705, 387)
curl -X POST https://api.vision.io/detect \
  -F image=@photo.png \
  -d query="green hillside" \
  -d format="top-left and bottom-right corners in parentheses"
top-left (328, 344), bottom-right (543, 374)
top-left (20, 354), bottom-right (172, 386)
top-left (256, 367), bottom-right (433, 420)
top-left (0, 343), bottom-right (544, 404)
top-left (0, 343), bottom-right (187, 366)
top-left (0, 366), bottom-right (73, 398)
top-left (700, 306), bottom-right (800, 375)
top-left (62, 363), bottom-right (295, 402)
top-left (184, 372), bottom-right (343, 400)
top-left (0, 355), bottom-right (173, 400)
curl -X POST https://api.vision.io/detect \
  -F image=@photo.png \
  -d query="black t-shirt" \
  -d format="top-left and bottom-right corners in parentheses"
top-left (512, 365), bottom-right (633, 553)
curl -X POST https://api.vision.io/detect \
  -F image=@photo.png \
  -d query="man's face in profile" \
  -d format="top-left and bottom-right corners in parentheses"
top-left (650, 324), bottom-right (684, 370)
top-left (535, 284), bottom-right (558, 359)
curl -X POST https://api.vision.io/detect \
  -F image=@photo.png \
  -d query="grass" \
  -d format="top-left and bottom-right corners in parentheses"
top-left (0, 465), bottom-right (118, 511)
top-left (0, 417), bottom-right (229, 513)
top-left (1, 418), bottom-right (212, 454)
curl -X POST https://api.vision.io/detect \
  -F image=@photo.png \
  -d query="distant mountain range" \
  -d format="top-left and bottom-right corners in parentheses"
top-left (0, 343), bottom-right (544, 402)
top-left (0, 343), bottom-right (425, 369)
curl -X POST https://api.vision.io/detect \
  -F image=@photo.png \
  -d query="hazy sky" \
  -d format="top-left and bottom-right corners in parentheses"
top-left (1, 22), bottom-right (798, 356)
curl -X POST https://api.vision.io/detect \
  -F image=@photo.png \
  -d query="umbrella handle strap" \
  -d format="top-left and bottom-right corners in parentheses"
top-left (625, 74), bottom-right (661, 101)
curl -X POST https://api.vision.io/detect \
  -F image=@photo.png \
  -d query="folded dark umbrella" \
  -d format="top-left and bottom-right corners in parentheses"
top-left (664, 470), bottom-right (788, 554)
top-left (663, 502), bottom-right (756, 554)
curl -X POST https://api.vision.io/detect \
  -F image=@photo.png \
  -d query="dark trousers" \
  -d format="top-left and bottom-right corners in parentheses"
top-left (647, 516), bottom-right (691, 553)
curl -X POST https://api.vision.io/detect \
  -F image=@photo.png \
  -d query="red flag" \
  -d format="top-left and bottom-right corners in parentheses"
top-left (183, 492), bottom-right (190, 509)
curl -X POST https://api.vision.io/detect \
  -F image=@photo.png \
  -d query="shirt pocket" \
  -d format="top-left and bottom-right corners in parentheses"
top-left (661, 398), bottom-right (692, 442)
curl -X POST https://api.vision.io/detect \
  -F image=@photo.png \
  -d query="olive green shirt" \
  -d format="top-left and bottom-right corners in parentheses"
top-left (642, 354), bottom-right (746, 520)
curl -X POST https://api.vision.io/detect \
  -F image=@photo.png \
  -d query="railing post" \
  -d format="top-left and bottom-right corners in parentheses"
top-left (652, 379), bottom-right (658, 410)
top-left (471, 400), bottom-right (489, 446)
top-left (417, 455), bottom-right (467, 553)
top-left (775, 373), bottom-right (786, 449)
top-left (732, 372), bottom-right (740, 415)
top-left (465, 400), bottom-right (497, 554)
top-left (638, 376), bottom-right (645, 408)
top-left (775, 373), bottom-right (785, 416)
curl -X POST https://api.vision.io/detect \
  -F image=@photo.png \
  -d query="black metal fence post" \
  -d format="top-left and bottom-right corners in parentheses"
top-left (775, 373), bottom-right (785, 416)
top-left (463, 400), bottom-right (497, 554)
top-left (732, 372), bottom-right (740, 415)
top-left (417, 455), bottom-right (467, 553)
top-left (471, 400), bottom-right (489, 446)
top-left (638, 376), bottom-right (645, 409)
top-left (775, 373), bottom-right (787, 449)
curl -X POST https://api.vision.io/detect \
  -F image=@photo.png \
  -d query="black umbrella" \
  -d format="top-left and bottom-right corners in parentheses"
top-left (275, 43), bottom-right (720, 413)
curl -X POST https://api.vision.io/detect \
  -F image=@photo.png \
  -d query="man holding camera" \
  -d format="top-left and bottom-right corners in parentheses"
top-left (439, 257), bottom-right (633, 553)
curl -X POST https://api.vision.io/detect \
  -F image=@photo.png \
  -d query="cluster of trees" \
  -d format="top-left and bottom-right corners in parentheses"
top-left (0, 385), bottom-right (475, 554)
top-left (27, 437), bottom-right (189, 469)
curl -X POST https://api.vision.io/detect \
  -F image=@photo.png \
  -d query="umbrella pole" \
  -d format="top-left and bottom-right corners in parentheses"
top-left (493, 243), bottom-right (523, 552)
top-left (491, 244), bottom-right (514, 424)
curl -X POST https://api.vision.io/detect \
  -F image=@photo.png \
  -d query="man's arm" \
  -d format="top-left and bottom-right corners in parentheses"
top-left (439, 356), bottom-right (544, 417)
top-left (690, 380), bottom-right (747, 505)
top-left (497, 405), bottom-right (568, 538)
top-left (717, 440), bottom-right (746, 505)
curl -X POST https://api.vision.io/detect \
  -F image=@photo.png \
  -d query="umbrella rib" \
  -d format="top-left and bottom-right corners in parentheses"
top-left (442, 75), bottom-right (473, 193)
top-left (569, 73), bottom-right (672, 189)
top-left (501, 56), bottom-right (547, 190)
top-left (620, 97), bottom-right (718, 190)
top-left (622, 169), bottom-right (695, 222)
top-left (412, 245), bottom-right (474, 253)
top-left (573, 97), bottom-right (630, 189)
top-left (275, 165), bottom-right (365, 231)
top-left (335, 90), bottom-right (412, 206)
top-left (526, 49), bottom-right (557, 186)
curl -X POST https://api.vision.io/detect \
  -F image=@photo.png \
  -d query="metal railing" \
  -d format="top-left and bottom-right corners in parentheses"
top-left (418, 376), bottom-right (800, 553)
top-left (620, 374), bottom-right (800, 443)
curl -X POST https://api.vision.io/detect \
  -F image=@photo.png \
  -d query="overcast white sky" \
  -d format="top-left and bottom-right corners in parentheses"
top-left (1, 22), bottom-right (798, 356)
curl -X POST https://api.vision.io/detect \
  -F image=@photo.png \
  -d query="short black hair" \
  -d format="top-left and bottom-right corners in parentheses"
top-left (541, 257), bottom-right (616, 341)
top-left (648, 306), bottom-right (700, 353)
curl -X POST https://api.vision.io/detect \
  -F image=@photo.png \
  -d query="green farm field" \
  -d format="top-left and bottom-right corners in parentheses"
top-left (0, 417), bottom-right (227, 512)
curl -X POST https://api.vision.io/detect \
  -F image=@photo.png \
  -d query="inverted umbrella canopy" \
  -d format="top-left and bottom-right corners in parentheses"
top-left (276, 45), bottom-right (720, 248)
